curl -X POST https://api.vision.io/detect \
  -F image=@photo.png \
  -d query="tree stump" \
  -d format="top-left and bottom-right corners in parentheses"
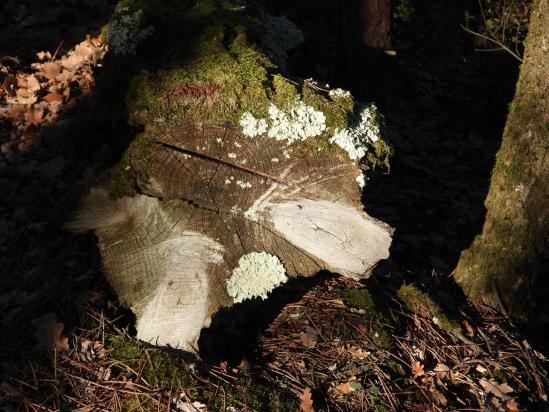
top-left (69, 3), bottom-right (393, 350)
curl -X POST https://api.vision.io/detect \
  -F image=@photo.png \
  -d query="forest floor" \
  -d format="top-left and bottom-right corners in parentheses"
top-left (0, 0), bottom-right (548, 411)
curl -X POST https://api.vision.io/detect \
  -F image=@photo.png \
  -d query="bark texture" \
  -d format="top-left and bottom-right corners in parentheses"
top-left (358, 0), bottom-right (391, 49)
top-left (454, 0), bottom-right (548, 316)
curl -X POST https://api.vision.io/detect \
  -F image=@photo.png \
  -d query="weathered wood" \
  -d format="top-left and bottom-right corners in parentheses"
top-left (68, 2), bottom-right (393, 350)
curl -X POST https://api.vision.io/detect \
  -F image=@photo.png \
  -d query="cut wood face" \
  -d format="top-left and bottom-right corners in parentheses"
top-left (71, 122), bottom-right (392, 349)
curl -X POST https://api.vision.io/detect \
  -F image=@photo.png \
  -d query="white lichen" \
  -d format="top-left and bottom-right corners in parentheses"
top-left (329, 104), bottom-right (383, 161)
top-left (243, 208), bottom-right (259, 222)
top-left (329, 88), bottom-right (352, 100)
top-left (240, 101), bottom-right (326, 144)
top-left (239, 112), bottom-right (268, 137)
top-left (236, 180), bottom-right (252, 189)
top-left (261, 15), bottom-right (304, 67)
top-left (271, 157), bottom-right (279, 163)
top-left (107, 7), bottom-right (153, 56)
top-left (227, 152), bottom-right (237, 159)
top-left (356, 173), bottom-right (366, 189)
top-left (226, 252), bottom-right (288, 303)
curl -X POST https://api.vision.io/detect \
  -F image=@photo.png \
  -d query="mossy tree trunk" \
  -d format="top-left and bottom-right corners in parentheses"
top-left (454, 0), bottom-right (548, 317)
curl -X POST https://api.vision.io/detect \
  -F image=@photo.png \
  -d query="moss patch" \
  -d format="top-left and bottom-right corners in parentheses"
top-left (108, 334), bottom-right (295, 410)
top-left (343, 288), bottom-right (394, 349)
top-left (397, 284), bottom-right (458, 333)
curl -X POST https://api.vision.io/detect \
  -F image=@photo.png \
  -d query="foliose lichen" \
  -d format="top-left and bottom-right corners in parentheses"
top-left (107, 7), bottom-right (154, 56)
top-left (226, 252), bottom-right (288, 303)
top-left (261, 15), bottom-right (304, 68)
top-left (240, 100), bottom-right (327, 144)
top-left (330, 104), bottom-right (383, 161)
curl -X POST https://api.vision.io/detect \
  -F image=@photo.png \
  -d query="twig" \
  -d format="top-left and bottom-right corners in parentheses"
top-left (461, 25), bottom-right (523, 62)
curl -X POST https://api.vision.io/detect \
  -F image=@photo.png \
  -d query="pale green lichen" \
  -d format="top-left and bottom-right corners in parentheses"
top-left (261, 15), bottom-right (304, 68)
top-left (239, 100), bottom-right (327, 143)
top-left (330, 104), bottom-right (384, 161)
top-left (227, 252), bottom-right (288, 303)
top-left (107, 7), bottom-right (153, 56)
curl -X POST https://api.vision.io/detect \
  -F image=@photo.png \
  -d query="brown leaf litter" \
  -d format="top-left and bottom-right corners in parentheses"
top-left (0, 36), bottom-right (106, 159)
top-left (259, 277), bottom-right (549, 411)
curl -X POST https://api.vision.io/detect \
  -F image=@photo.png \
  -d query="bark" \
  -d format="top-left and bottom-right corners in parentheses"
top-left (358, 0), bottom-right (391, 49)
top-left (454, 0), bottom-right (548, 317)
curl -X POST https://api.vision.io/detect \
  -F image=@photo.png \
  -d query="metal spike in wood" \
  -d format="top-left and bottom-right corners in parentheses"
top-left (69, 118), bottom-right (393, 350)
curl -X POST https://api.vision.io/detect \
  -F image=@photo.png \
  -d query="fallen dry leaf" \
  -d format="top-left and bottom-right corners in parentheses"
top-left (25, 75), bottom-right (41, 92)
top-left (412, 361), bottom-right (425, 379)
top-left (328, 377), bottom-right (360, 398)
top-left (462, 319), bottom-right (475, 337)
top-left (506, 398), bottom-right (520, 412)
top-left (25, 105), bottom-right (45, 125)
top-left (40, 62), bottom-right (61, 81)
top-left (2, 75), bottom-right (18, 97)
top-left (75, 41), bottom-right (94, 58)
top-left (349, 346), bottom-right (370, 360)
top-left (299, 387), bottom-right (315, 412)
top-left (13, 87), bottom-right (37, 105)
top-left (36, 51), bottom-right (51, 61)
top-left (431, 363), bottom-right (450, 377)
top-left (299, 330), bottom-right (318, 349)
top-left (52, 322), bottom-right (70, 352)
top-left (479, 378), bottom-right (513, 400)
top-left (31, 313), bottom-right (69, 352)
top-left (8, 104), bottom-right (27, 121)
top-left (330, 381), bottom-right (353, 397)
top-left (61, 54), bottom-right (84, 71)
top-left (175, 401), bottom-right (207, 412)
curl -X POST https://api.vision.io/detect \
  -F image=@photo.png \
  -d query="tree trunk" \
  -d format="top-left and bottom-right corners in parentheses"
top-left (358, 0), bottom-right (391, 49)
top-left (454, 0), bottom-right (548, 317)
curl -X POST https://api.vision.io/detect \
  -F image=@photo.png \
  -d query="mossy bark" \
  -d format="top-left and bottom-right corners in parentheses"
top-left (454, 0), bottom-right (548, 317)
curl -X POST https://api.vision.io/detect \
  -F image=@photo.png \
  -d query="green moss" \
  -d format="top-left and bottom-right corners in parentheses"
top-left (397, 284), bottom-right (458, 333)
top-left (343, 288), bottom-right (394, 349)
top-left (112, 0), bottom-right (393, 193)
top-left (107, 334), bottom-right (295, 410)
top-left (270, 74), bottom-right (300, 108)
top-left (364, 138), bottom-right (394, 171)
top-left (344, 289), bottom-right (376, 312)
top-left (302, 83), bottom-right (353, 130)
top-left (105, 131), bottom-right (154, 198)
top-left (109, 334), bottom-right (143, 360)
top-left (386, 360), bottom-right (406, 376)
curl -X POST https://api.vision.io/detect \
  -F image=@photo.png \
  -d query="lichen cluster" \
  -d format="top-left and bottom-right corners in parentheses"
top-left (226, 252), bottom-right (288, 303)
top-left (111, 0), bottom-right (392, 196)
top-left (261, 15), bottom-right (304, 68)
top-left (330, 104), bottom-right (383, 161)
top-left (240, 101), bottom-right (327, 143)
top-left (107, 6), bottom-right (153, 56)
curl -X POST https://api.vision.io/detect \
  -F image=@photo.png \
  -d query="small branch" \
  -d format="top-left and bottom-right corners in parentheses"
top-left (461, 25), bottom-right (523, 62)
